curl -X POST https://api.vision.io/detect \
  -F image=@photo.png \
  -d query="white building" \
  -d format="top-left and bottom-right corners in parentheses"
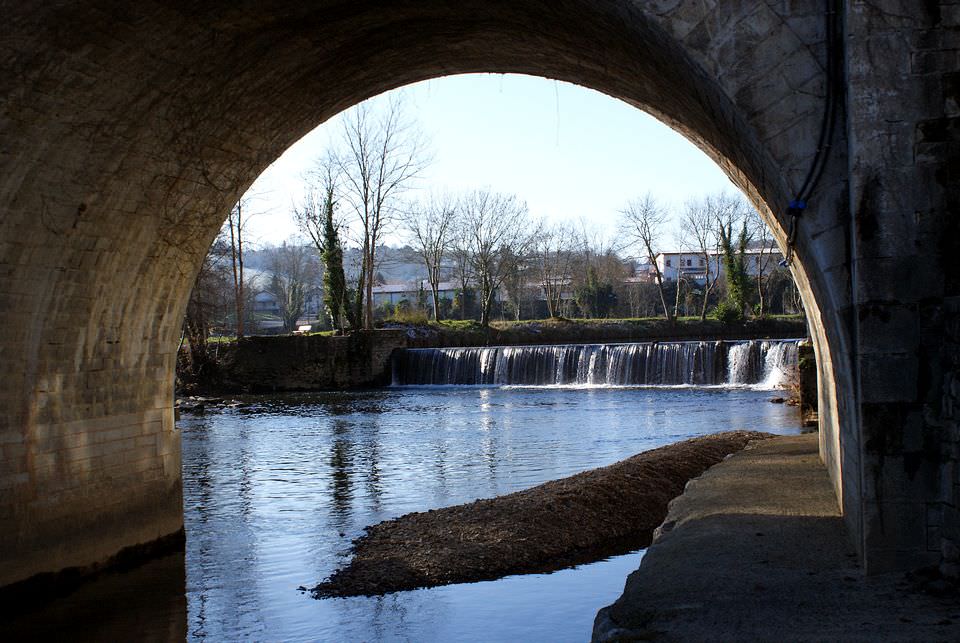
top-left (654, 247), bottom-right (783, 283)
top-left (655, 252), bottom-right (710, 283)
top-left (371, 280), bottom-right (458, 308)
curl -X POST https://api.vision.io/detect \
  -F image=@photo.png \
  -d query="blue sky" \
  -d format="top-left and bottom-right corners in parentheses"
top-left (243, 73), bottom-right (740, 248)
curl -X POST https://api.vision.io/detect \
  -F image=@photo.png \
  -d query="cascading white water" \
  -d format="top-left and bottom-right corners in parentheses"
top-left (759, 340), bottom-right (799, 389)
top-left (725, 340), bottom-right (800, 387)
top-left (393, 339), bottom-right (802, 388)
top-left (726, 342), bottom-right (756, 384)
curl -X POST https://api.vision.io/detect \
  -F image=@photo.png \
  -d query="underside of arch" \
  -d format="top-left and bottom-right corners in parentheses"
top-left (1, 0), bottom-right (873, 588)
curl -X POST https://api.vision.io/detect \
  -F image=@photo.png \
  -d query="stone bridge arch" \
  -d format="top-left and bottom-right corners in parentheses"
top-left (2, 1), bottom-right (956, 588)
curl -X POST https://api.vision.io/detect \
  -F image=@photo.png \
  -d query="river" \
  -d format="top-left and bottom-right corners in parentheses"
top-left (5, 340), bottom-right (805, 642)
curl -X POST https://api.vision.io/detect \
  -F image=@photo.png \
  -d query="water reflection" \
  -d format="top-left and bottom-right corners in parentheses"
top-left (362, 421), bottom-right (384, 515)
top-left (5, 386), bottom-right (801, 642)
top-left (176, 386), bottom-right (800, 641)
top-left (329, 420), bottom-right (354, 521)
top-left (1, 553), bottom-right (187, 643)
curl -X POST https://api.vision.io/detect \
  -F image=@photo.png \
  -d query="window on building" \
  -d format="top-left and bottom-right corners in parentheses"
top-left (699, 258), bottom-right (705, 266)
top-left (666, 259), bottom-right (672, 267)
top-left (686, 259), bottom-right (692, 267)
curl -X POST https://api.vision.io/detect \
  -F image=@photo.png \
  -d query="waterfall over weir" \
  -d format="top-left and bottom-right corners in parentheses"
top-left (392, 339), bottom-right (801, 389)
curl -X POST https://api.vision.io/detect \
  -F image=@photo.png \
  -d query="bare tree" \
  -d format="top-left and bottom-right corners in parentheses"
top-left (333, 96), bottom-right (429, 329)
top-left (670, 222), bottom-right (693, 320)
top-left (405, 192), bottom-right (456, 321)
top-left (568, 223), bottom-right (624, 319)
top-left (501, 245), bottom-right (532, 321)
top-left (449, 221), bottom-right (475, 320)
top-left (532, 222), bottom-right (576, 318)
top-left (226, 197), bottom-right (256, 338)
top-left (293, 162), bottom-right (335, 254)
top-left (620, 193), bottom-right (673, 321)
top-left (680, 193), bottom-right (749, 320)
top-left (266, 241), bottom-right (319, 332)
top-left (747, 207), bottom-right (777, 318)
top-left (183, 236), bottom-right (232, 376)
top-left (459, 189), bottom-right (532, 327)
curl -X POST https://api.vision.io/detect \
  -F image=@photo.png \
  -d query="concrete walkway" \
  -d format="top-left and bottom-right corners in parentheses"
top-left (593, 434), bottom-right (960, 642)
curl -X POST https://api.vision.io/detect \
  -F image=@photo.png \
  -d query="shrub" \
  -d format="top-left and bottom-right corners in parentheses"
top-left (390, 308), bottom-right (430, 325)
top-left (712, 299), bottom-right (744, 324)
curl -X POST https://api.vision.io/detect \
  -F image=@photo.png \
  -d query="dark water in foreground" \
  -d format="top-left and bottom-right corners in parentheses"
top-left (7, 386), bottom-right (803, 642)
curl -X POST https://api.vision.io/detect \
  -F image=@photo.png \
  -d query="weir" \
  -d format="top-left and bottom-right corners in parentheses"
top-left (392, 339), bottom-right (801, 388)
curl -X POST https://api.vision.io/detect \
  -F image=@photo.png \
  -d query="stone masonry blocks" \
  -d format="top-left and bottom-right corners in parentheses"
top-left (1, 0), bottom-right (957, 586)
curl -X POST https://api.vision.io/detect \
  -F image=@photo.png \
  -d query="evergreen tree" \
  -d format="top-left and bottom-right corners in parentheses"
top-left (320, 186), bottom-right (351, 332)
top-left (575, 265), bottom-right (617, 318)
top-left (718, 218), bottom-right (751, 319)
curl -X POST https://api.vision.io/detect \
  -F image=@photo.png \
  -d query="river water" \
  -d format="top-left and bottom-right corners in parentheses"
top-left (6, 341), bottom-right (805, 642)
top-left (178, 383), bottom-right (801, 641)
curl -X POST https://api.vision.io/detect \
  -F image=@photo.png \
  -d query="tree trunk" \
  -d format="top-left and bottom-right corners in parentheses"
top-left (654, 274), bottom-right (673, 322)
top-left (351, 261), bottom-right (365, 331)
top-left (674, 277), bottom-right (682, 320)
top-left (228, 209), bottom-right (245, 339)
top-left (699, 252), bottom-right (711, 321)
top-left (364, 247), bottom-right (374, 329)
top-left (480, 277), bottom-right (492, 327)
top-left (756, 272), bottom-right (765, 318)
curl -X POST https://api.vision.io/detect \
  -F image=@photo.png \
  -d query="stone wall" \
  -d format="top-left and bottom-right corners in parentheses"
top-left (207, 321), bottom-right (808, 393)
top-left (846, 0), bottom-right (960, 573)
top-left (217, 330), bottom-right (408, 392)
top-left (2, 0), bottom-right (957, 587)
top-left (798, 342), bottom-right (819, 426)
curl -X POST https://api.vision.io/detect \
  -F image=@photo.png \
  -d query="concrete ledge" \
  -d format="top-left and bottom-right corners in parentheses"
top-left (593, 434), bottom-right (960, 641)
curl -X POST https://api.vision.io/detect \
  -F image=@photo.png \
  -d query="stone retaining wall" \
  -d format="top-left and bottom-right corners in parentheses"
top-left (216, 330), bottom-right (408, 392)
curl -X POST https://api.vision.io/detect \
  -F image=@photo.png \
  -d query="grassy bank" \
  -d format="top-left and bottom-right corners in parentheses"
top-left (390, 315), bottom-right (807, 348)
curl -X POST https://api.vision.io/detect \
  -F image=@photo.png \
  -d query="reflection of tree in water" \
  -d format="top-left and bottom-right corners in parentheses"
top-left (368, 593), bottom-right (416, 642)
top-left (237, 423), bottom-right (254, 518)
top-left (186, 419), bottom-right (214, 525)
top-left (432, 440), bottom-right (450, 506)
top-left (328, 415), bottom-right (385, 522)
top-left (480, 413), bottom-right (500, 492)
top-left (361, 421), bottom-right (384, 514)
top-left (182, 419), bottom-right (213, 639)
top-left (323, 391), bottom-right (389, 416)
top-left (182, 415), bottom-right (258, 638)
top-left (329, 420), bottom-right (354, 522)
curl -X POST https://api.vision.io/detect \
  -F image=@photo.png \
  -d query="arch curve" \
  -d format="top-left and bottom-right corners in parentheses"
top-left (1, 0), bottom-right (861, 587)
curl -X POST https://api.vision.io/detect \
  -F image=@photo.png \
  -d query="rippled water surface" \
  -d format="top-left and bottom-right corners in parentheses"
top-left (178, 385), bottom-right (802, 641)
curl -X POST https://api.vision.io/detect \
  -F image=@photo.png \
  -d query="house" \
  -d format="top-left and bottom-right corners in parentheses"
top-left (654, 252), bottom-right (710, 283)
top-left (654, 246), bottom-right (783, 283)
top-left (372, 280), bottom-right (458, 308)
top-left (252, 290), bottom-right (280, 316)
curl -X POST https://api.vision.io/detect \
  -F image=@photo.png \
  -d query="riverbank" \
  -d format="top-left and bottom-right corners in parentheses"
top-left (311, 431), bottom-right (770, 597)
top-left (179, 316), bottom-right (808, 394)
top-left (592, 433), bottom-right (960, 641)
